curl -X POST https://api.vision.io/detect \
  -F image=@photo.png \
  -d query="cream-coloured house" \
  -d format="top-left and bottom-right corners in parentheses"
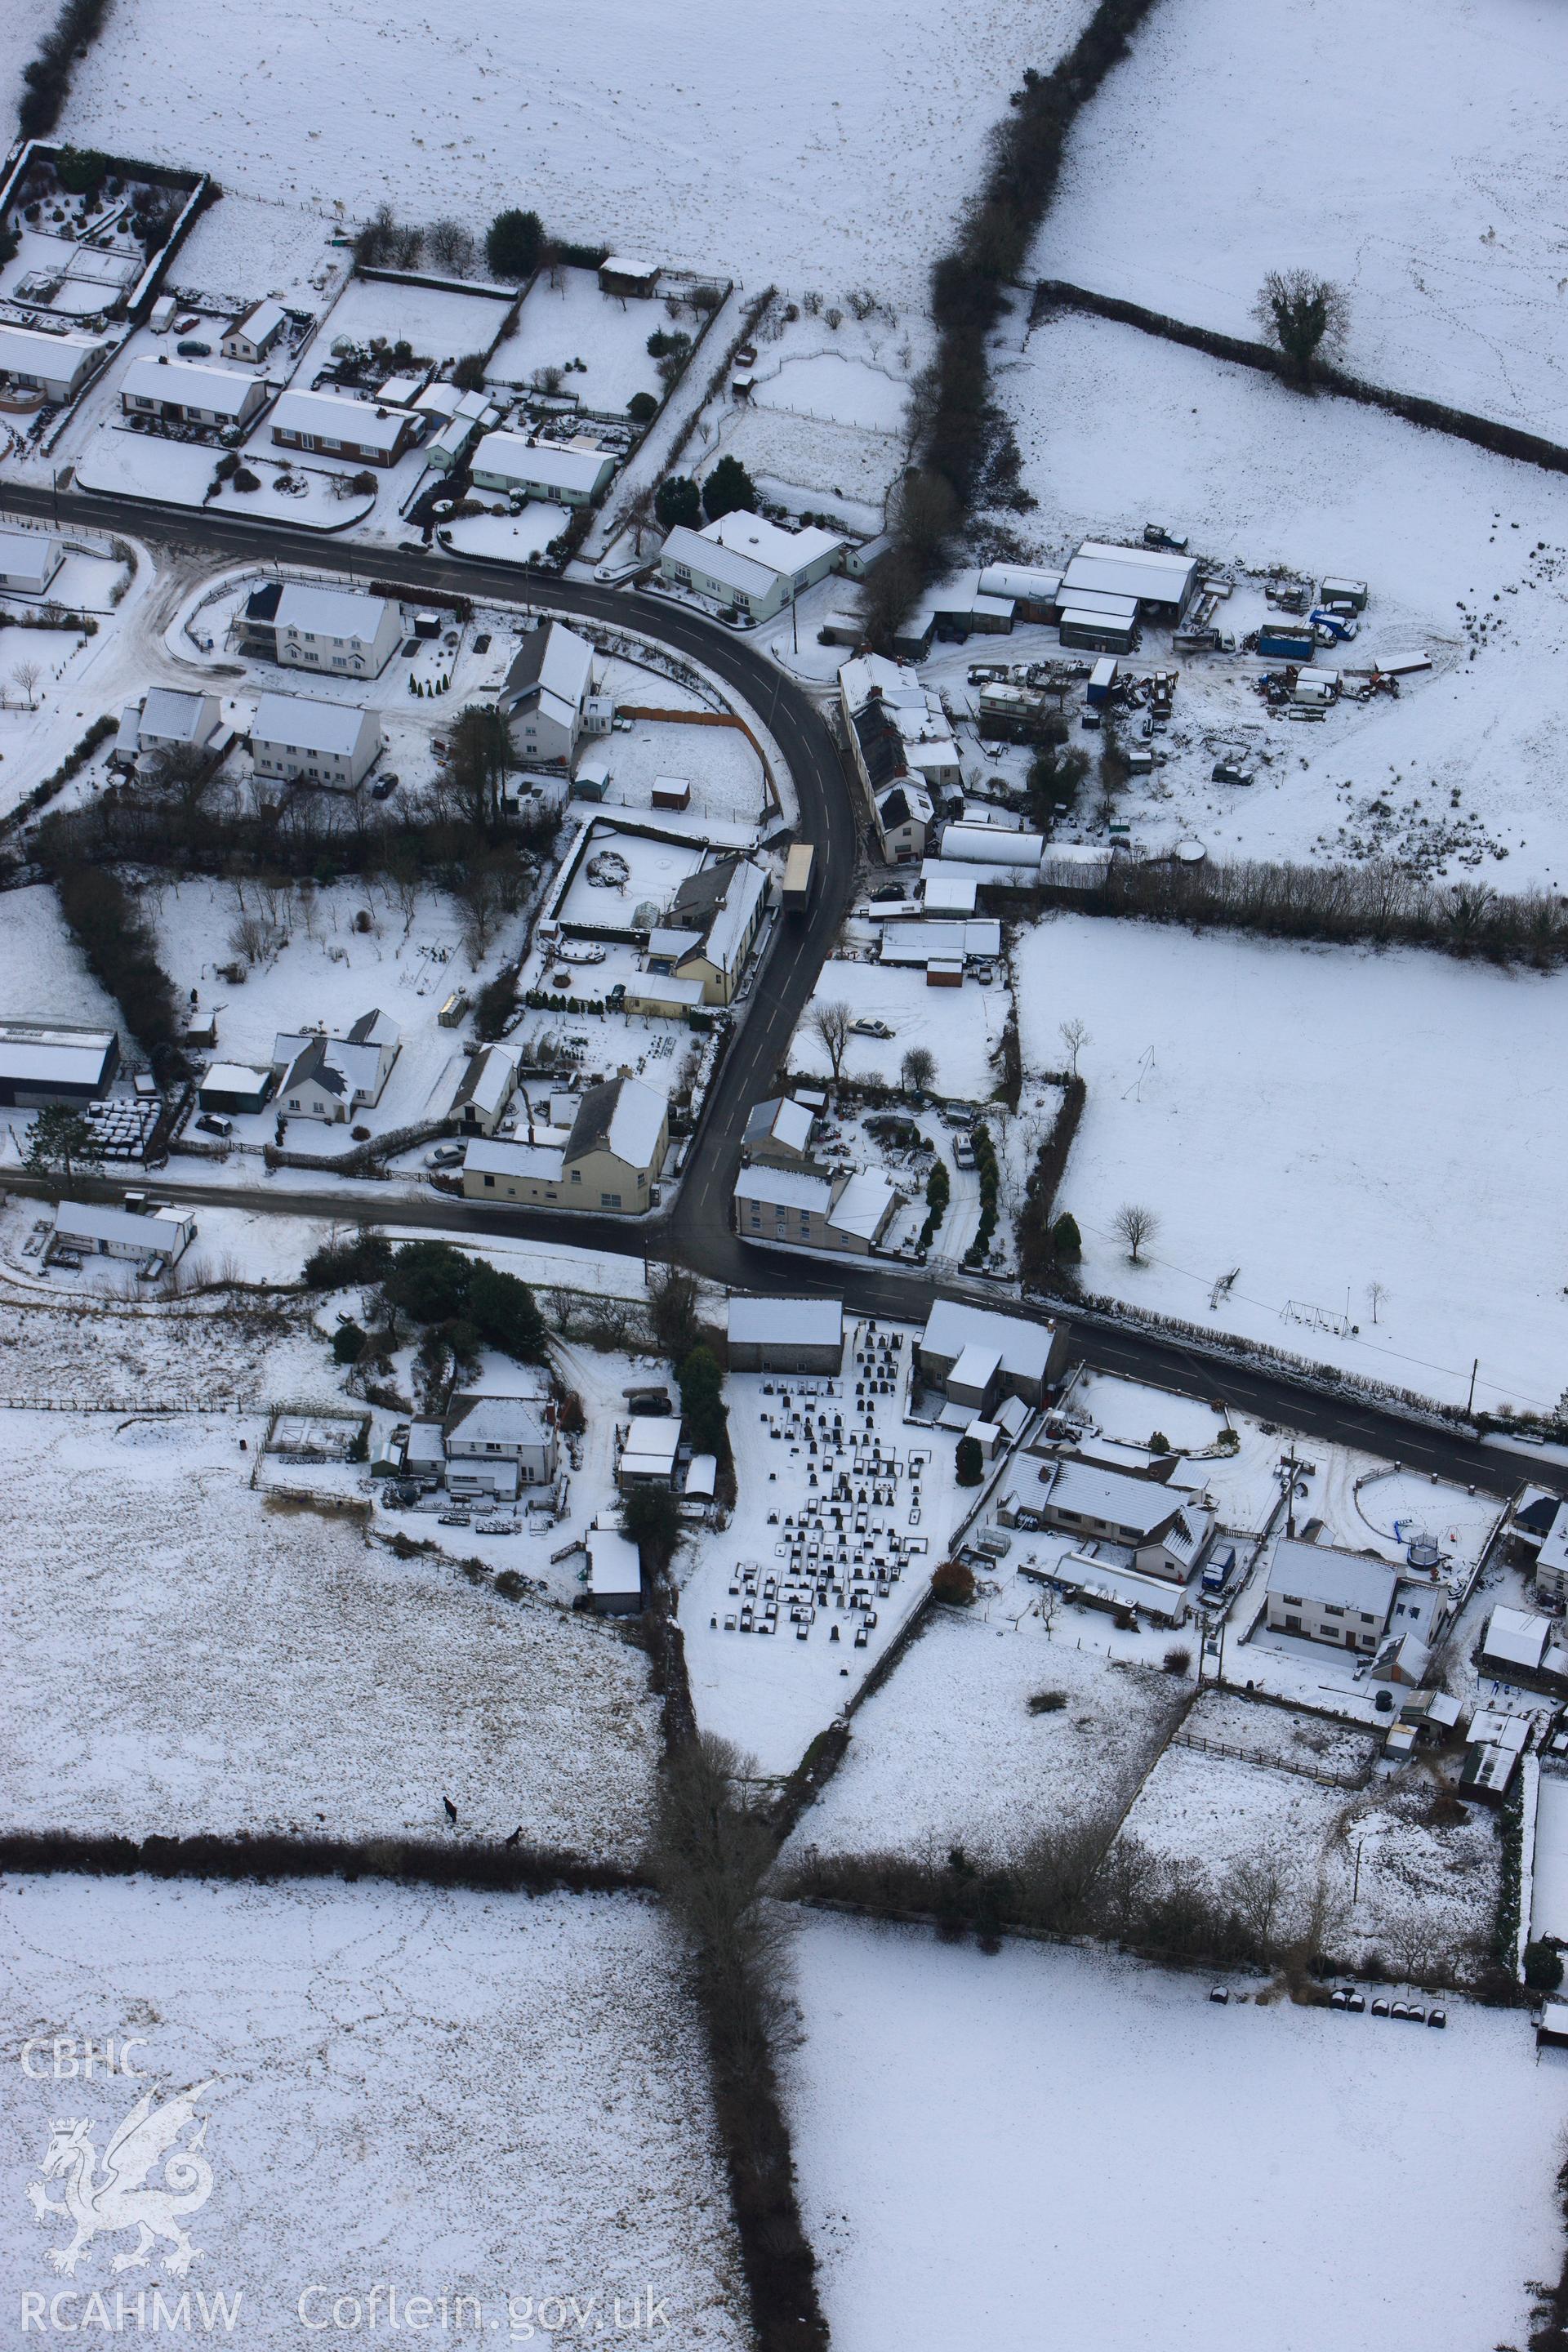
top-left (461, 1074), bottom-right (669, 1214)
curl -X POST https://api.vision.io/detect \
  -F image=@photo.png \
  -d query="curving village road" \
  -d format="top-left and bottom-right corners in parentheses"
top-left (4, 481), bottom-right (1561, 1509)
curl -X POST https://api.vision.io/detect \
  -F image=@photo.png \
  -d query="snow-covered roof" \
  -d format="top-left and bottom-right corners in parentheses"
top-left (684, 1453), bottom-right (718, 1499)
top-left (230, 297), bottom-right (286, 345)
top-left (620, 1416), bottom-right (682, 1477)
top-left (139, 687), bottom-right (215, 746)
top-left (689, 858), bottom-right (766, 976)
top-left (1267, 1535), bottom-right (1398, 1617)
top-left (53, 1200), bottom-right (191, 1250)
top-left (122, 354), bottom-right (258, 416)
top-left (0, 1019), bottom-right (116, 1086)
top-left (450, 1044), bottom-right (518, 1120)
top-left (0, 527), bottom-right (60, 583)
top-left (735, 1164), bottom-right (834, 1213)
top-left (274, 1032), bottom-right (384, 1102)
top-left (726, 1295), bottom-right (843, 1349)
top-left (1045, 1459), bottom-right (1195, 1540)
top-left (700, 509), bottom-right (844, 578)
top-left (252, 692), bottom-right (372, 758)
top-left (922, 1300), bottom-right (1056, 1385)
top-left (1481, 1605), bottom-right (1552, 1673)
top-left (443, 1391), bottom-right (550, 1454)
top-left (878, 919), bottom-right (1000, 966)
top-left (1062, 541), bottom-right (1199, 607)
top-left (661, 523), bottom-right (776, 599)
top-left (920, 875), bottom-right (978, 915)
top-left (200, 1061), bottom-right (271, 1094)
top-left (563, 1073), bottom-right (666, 1173)
top-left (267, 581), bottom-right (391, 643)
top-left (588, 1522), bottom-right (644, 1599)
top-left (938, 823), bottom-right (1045, 869)
top-left (0, 322), bottom-right (106, 378)
top-left (949, 1341), bottom-right (1004, 1393)
top-left (1538, 1506), bottom-right (1568, 1579)
top-left (465, 1136), bottom-right (567, 1181)
top-left (1057, 587), bottom-right (1141, 623)
top-left (473, 431), bottom-right (612, 496)
top-left (838, 653), bottom-right (925, 711)
top-left (978, 563), bottom-right (1062, 602)
top-left (500, 621), bottom-right (594, 736)
top-left (827, 1165), bottom-right (898, 1241)
top-left (743, 1096), bottom-right (816, 1156)
top-left (270, 386), bottom-right (411, 453)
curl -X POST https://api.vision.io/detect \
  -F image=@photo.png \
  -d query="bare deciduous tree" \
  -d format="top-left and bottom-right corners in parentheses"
top-left (808, 999), bottom-right (851, 1085)
top-left (901, 1044), bottom-right (936, 1097)
top-left (11, 659), bottom-right (41, 710)
top-left (1253, 269), bottom-right (1350, 382)
top-left (1112, 1201), bottom-right (1159, 1263)
top-left (1058, 1016), bottom-right (1090, 1078)
top-left (425, 219), bottom-right (476, 276)
top-left (1365, 1279), bottom-right (1388, 1325)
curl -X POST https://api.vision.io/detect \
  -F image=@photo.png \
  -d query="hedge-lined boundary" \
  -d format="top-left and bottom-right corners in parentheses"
top-left (1015, 1071), bottom-right (1086, 1286)
top-left (17, 0), bottom-right (114, 137)
top-left (0, 1829), bottom-right (648, 1895)
top-left (1040, 855), bottom-right (1568, 969)
top-left (1, 710), bottom-right (114, 835)
top-left (53, 862), bottom-right (188, 1080)
top-left (1031, 278), bottom-right (1568, 479)
top-left (866, 0), bottom-right (1170, 641)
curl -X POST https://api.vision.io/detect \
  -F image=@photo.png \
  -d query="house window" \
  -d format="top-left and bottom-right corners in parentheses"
top-left (288, 1098), bottom-right (300, 1109)
top-left (1281, 1593), bottom-right (1301, 1607)
top-left (483, 1174), bottom-right (495, 1189)
top-left (1362, 1611), bottom-right (1378, 1624)
top-left (570, 1169), bottom-right (581, 1183)
top-left (1284, 1615), bottom-right (1301, 1633)
top-left (1324, 1604), bottom-right (1343, 1618)
top-left (601, 1192), bottom-right (621, 1208)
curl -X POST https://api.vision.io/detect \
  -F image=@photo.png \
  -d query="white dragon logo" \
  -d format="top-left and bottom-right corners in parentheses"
top-left (26, 2080), bottom-right (217, 2278)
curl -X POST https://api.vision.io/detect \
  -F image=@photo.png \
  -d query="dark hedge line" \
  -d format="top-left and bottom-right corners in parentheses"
top-left (0, 1829), bottom-right (648, 1895)
top-left (1016, 1072), bottom-right (1086, 1286)
top-left (1043, 854), bottom-right (1568, 968)
top-left (865, 0), bottom-right (1169, 641)
top-left (18, 0), bottom-right (113, 137)
top-left (54, 862), bottom-right (187, 1080)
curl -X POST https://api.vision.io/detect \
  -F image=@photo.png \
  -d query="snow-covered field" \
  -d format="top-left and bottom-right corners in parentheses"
top-left (60, 0), bottom-right (1093, 310)
top-left (997, 310), bottom-right (1568, 881)
top-left (2, 1876), bottom-right (747, 2345)
top-left (1030, 0), bottom-right (1568, 438)
top-left (1015, 912), bottom-right (1568, 1415)
top-left (784, 1914), bottom-right (1561, 2352)
top-left (791, 957), bottom-right (1009, 1098)
top-left (2, 1409), bottom-right (660, 1860)
top-left (789, 1614), bottom-right (1182, 1863)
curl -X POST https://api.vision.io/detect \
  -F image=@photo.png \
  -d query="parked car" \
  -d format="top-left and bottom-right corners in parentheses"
top-left (971, 963), bottom-right (995, 985)
top-left (176, 339), bottom-right (212, 357)
top-left (952, 1134), bottom-right (976, 1169)
top-left (850, 1017), bottom-right (892, 1038)
top-left (370, 773), bottom-right (399, 800)
top-left (194, 1111), bottom-right (232, 1138)
top-left (426, 1143), bottom-right (465, 1168)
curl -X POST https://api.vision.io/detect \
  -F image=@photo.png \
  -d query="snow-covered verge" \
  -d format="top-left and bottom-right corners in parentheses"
top-left (1, 1409), bottom-right (660, 1862)
top-left (1028, 0), bottom-right (1568, 439)
top-left (786, 1614), bottom-right (1181, 1864)
top-left (2, 1875), bottom-right (749, 2346)
top-left (996, 310), bottom-right (1568, 882)
top-left (1014, 912), bottom-right (1568, 1417)
top-left (783, 1913), bottom-right (1562, 2352)
top-left (58, 0), bottom-right (1093, 312)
